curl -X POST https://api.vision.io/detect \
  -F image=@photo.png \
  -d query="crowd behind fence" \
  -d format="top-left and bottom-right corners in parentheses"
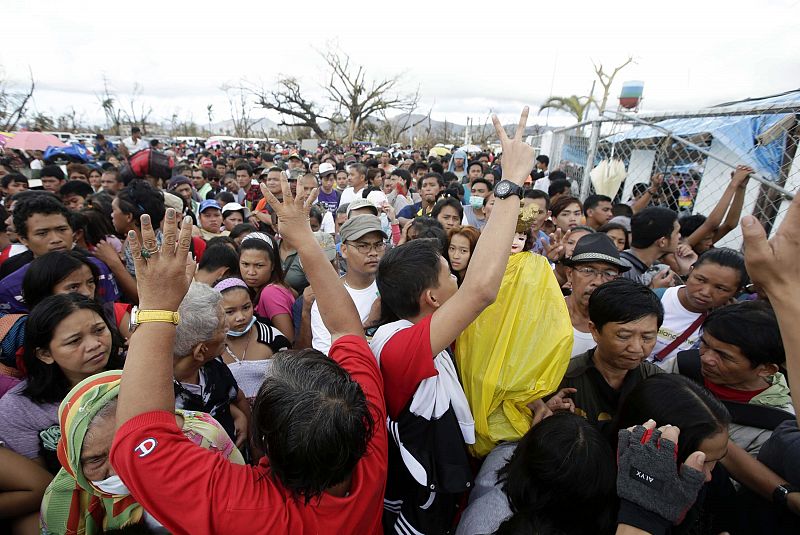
top-left (530, 91), bottom-right (800, 250)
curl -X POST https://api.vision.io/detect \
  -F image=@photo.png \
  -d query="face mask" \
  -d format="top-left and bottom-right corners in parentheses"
top-left (92, 474), bottom-right (130, 496)
top-left (227, 315), bottom-right (256, 337)
top-left (469, 195), bottom-right (485, 210)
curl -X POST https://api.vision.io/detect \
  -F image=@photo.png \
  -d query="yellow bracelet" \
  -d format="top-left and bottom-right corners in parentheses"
top-left (133, 308), bottom-right (180, 325)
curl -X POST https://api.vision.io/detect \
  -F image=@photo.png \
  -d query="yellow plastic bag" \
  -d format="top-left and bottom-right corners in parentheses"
top-left (455, 251), bottom-right (573, 457)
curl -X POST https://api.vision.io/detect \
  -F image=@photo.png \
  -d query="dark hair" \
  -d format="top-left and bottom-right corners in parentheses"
top-left (550, 196), bottom-right (582, 218)
top-left (252, 348), bottom-right (374, 503)
top-left (205, 235), bottom-right (237, 250)
top-left (430, 162), bottom-right (444, 174)
top-left (198, 244), bottom-right (240, 279)
top-left (630, 207), bottom-right (678, 249)
top-left (85, 192), bottom-right (114, 219)
top-left (378, 239), bottom-right (443, 321)
top-left (496, 413), bottom-right (616, 535)
top-left (692, 247), bottom-right (748, 289)
top-left (417, 172), bottom-right (445, 190)
top-left (431, 196), bottom-right (464, 222)
top-left (470, 177), bottom-right (492, 191)
top-left (589, 279), bottom-right (664, 332)
top-left (547, 178), bottom-right (570, 198)
top-left (23, 294), bottom-right (124, 404)
top-left (230, 223), bottom-right (257, 241)
top-left (234, 163), bottom-right (253, 176)
top-left (523, 188), bottom-right (551, 210)
top-left (13, 193), bottom-right (71, 239)
top-left (41, 165), bottom-right (65, 181)
top-left (598, 222), bottom-right (630, 249)
top-left (411, 162), bottom-right (429, 174)
top-left (447, 225), bottom-right (481, 278)
top-left (66, 163), bottom-right (90, 178)
top-left (390, 168), bottom-right (413, 190)
top-left (704, 301), bottom-right (783, 367)
top-left (239, 237), bottom-right (284, 288)
top-left (612, 203), bottom-right (633, 218)
top-left (409, 217), bottom-right (447, 254)
top-left (614, 374), bottom-right (730, 463)
top-left (583, 194), bottom-right (612, 215)
top-left (468, 161), bottom-right (484, 173)
top-left (1, 172), bottom-right (28, 189)
top-left (59, 180), bottom-right (94, 199)
top-left (70, 209), bottom-right (115, 248)
top-left (116, 179), bottom-right (166, 229)
top-left (679, 214), bottom-right (707, 238)
top-left (22, 250), bottom-right (100, 309)
top-left (215, 191), bottom-right (235, 205)
top-left (535, 155), bottom-right (550, 166)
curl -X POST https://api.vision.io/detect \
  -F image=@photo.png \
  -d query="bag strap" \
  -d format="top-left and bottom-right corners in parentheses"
top-left (722, 401), bottom-right (795, 431)
top-left (654, 312), bottom-right (707, 362)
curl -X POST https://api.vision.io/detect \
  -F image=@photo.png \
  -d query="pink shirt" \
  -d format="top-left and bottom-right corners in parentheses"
top-left (255, 284), bottom-right (295, 319)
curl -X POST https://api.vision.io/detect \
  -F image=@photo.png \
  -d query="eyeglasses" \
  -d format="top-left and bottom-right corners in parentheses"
top-left (574, 266), bottom-right (619, 281)
top-left (347, 241), bottom-right (387, 254)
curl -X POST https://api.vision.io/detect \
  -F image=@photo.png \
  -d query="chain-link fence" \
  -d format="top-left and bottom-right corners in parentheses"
top-left (542, 90), bottom-right (800, 249)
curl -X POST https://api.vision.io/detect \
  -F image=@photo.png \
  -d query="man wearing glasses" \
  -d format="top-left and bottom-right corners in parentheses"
top-left (307, 215), bottom-right (385, 354)
top-left (562, 233), bottom-right (629, 357)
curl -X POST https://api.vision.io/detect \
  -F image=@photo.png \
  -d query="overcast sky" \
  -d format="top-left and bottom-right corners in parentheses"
top-left (2, 0), bottom-right (798, 131)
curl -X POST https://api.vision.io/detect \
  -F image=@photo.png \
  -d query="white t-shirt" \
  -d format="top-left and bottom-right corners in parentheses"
top-left (311, 279), bottom-right (378, 355)
top-left (533, 176), bottom-right (550, 193)
top-left (571, 327), bottom-right (596, 358)
top-left (648, 286), bottom-right (703, 371)
top-left (122, 136), bottom-right (149, 154)
top-left (320, 211), bottom-right (335, 233)
top-left (339, 186), bottom-right (364, 206)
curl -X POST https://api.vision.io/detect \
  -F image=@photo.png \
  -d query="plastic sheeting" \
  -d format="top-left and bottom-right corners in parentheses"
top-left (455, 251), bottom-right (573, 458)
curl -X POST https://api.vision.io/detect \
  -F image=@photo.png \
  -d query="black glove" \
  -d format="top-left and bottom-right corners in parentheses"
top-left (617, 424), bottom-right (705, 533)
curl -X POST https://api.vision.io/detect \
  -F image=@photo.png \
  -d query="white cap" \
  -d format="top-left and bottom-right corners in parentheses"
top-left (318, 162), bottom-right (336, 176)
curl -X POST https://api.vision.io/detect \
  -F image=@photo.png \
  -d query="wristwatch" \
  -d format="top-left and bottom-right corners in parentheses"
top-left (493, 180), bottom-right (524, 199)
top-left (773, 483), bottom-right (800, 508)
top-left (129, 306), bottom-right (180, 334)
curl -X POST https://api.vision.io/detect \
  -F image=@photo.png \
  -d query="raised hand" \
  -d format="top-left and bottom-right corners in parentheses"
top-left (730, 165), bottom-right (753, 189)
top-left (543, 228), bottom-right (568, 262)
top-left (260, 175), bottom-right (318, 248)
top-left (129, 208), bottom-right (194, 311)
top-left (650, 173), bottom-right (664, 191)
top-left (491, 107), bottom-right (536, 186)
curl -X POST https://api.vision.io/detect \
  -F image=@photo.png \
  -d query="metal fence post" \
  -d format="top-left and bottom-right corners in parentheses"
top-left (580, 121), bottom-right (600, 201)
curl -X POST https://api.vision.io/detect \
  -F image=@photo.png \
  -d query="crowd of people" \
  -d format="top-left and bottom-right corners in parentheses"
top-left (0, 107), bottom-right (799, 535)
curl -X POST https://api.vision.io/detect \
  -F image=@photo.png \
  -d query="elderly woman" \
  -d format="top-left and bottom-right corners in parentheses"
top-left (171, 282), bottom-right (250, 447)
top-left (40, 370), bottom-right (244, 534)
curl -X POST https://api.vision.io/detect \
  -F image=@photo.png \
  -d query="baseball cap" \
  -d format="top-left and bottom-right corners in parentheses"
top-left (201, 158), bottom-right (213, 168)
top-left (198, 200), bottom-right (222, 213)
top-left (346, 198), bottom-right (379, 217)
top-left (288, 154), bottom-right (302, 161)
top-left (339, 215), bottom-right (387, 242)
top-left (319, 162), bottom-right (336, 176)
top-left (314, 231), bottom-right (337, 261)
top-left (167, 175), bottom-right (193, 191)
top-left (221, 202), bottom-right (250, 218)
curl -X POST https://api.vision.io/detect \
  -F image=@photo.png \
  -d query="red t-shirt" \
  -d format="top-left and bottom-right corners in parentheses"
top-left (110, 335), bottom-right (387, 535)
top-left (378, 316), bottom-right (438, 420)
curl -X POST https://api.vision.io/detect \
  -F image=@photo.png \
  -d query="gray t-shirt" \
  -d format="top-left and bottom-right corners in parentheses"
top-left (0, 380), bottom-right (59, 459)
top-left (456, 442), bottom-right (517, 535)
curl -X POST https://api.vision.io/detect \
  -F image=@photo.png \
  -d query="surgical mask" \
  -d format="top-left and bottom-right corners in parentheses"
top-left (227, 316), bottom-right (256, 337)
top-left (469, 195), bottom-right (485, 210)
top-left (92, 474), bottom-right (130, 496)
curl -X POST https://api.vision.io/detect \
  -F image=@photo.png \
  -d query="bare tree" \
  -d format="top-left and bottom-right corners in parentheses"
top-left (376, 90), bottom-right (431, 145)
top-left (123, 83), bottom-right (153, 134)
top-left (322, 48), bottom-right (418, 144)
top-left (206, 104), bottom-right (214, 134)
top-left (0, 67), bottom-right (35, 131)
top-left (222, 85), bottom-right (259, 138)
top-left (97, 75), bottom-right (124, 136)
top-left (593, 57), bottom-right (634, 114)
top-left (250, 77), bottom-right (332, 139)
top-left (56, 107), bottom-right (84, 132)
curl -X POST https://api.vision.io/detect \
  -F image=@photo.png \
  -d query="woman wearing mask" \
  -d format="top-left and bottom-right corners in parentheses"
top-left (40, 370), bottom-right (244, 534)
top-left (238, 234), bottom-right (296, 343)
top-left (0, 294), bottom-right (124, 473)
top-left (215, 278), bottom-right (291, 403)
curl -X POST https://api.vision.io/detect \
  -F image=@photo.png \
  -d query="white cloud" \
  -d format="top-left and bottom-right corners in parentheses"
top-left (2, 0), bottom-right (797, 129)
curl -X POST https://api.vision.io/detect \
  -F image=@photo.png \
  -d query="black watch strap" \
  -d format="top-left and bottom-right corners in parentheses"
top-left (773, 483), bottom-right (800, 507)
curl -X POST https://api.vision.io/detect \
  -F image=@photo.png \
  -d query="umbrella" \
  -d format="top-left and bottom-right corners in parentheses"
top-left (458, 144), bottom-right (482, 154)
top-left (6, 131), bottom-right (66, 151)
top-left (428, 146), bottom-right (450, 157)
top-left (590, 158), bottom-right (628, 198)
top-left (0, 131), bottom-right (14, 148)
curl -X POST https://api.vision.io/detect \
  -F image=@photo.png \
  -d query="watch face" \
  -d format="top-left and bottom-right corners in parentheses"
top-left (496, 181), bottom-right (510, 195)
